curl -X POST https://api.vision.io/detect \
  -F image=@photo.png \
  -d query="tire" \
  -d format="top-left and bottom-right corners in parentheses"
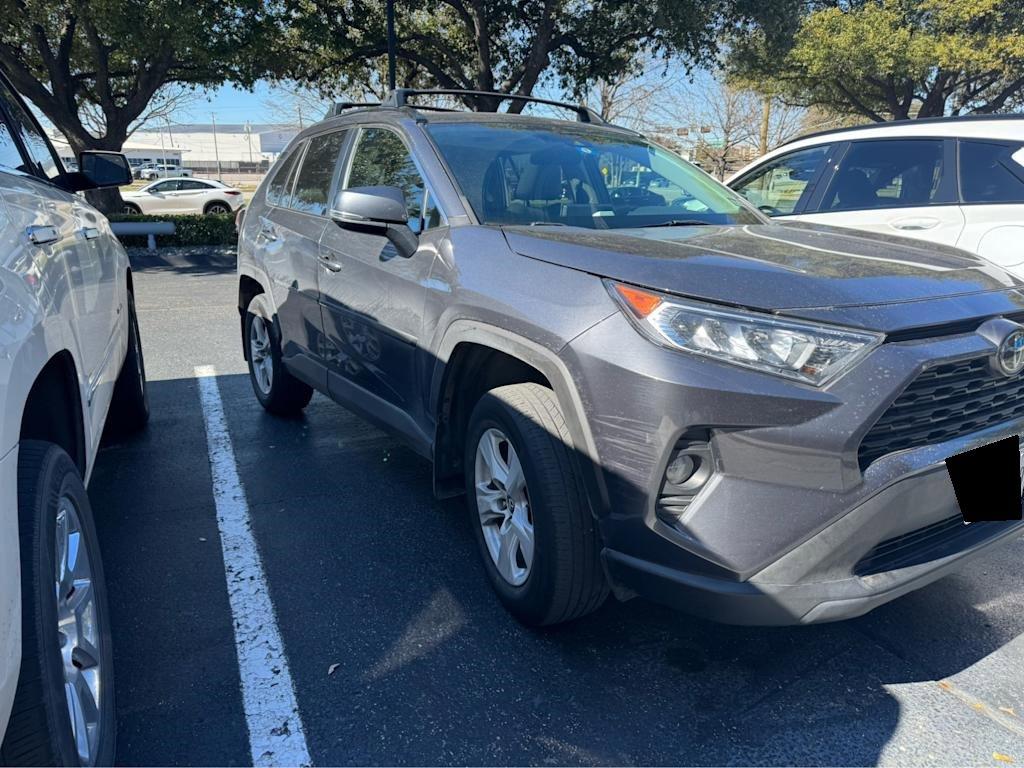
top-left (106, 289), bottom-right (149, 436)
top-left (464, 383), bottom-right (608, 626)
top-left (244, 293), bottom-right (313, 415)
top-left (0, 442), bottom-right (115, 767)
top-left (121, 203), bottom-right (141, 215)
top-left (204, 201), bottom-right (231, 215)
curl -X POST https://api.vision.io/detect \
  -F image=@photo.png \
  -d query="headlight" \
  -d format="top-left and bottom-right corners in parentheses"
top-left (608, 281), bottom-right (882, 386)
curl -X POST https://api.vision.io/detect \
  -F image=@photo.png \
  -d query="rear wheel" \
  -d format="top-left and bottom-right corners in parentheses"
top-left (204, 201), bottom-right (231, 215)
top-left (465, 383), bottom-right (607, 626)
top-left (0, 442), bottom-right (115, 767)
top-left (121, 203), bottom-right (141, 215)
top-left (245, 293), bottom-right (313, 415)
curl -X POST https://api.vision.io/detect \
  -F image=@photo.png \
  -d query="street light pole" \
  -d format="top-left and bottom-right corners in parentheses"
top-left (386, 0), bottom-right (396, 91)
top-left (211, 113), bottom-right (222, 182)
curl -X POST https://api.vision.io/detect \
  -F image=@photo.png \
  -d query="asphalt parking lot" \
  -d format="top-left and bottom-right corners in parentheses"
top-left (88, 247), bottom-right (1024, 766)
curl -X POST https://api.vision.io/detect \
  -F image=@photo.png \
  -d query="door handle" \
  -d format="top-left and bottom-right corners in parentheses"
top-left (26, 225), bottom-right (59, 245)
top-left (319, 252), bottom-right (342, 272)
top-left (890, 217), bottom-right (940, 231)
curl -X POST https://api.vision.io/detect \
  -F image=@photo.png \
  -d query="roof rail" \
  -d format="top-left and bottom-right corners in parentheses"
top-left (782, 112), bottom-right (1024, 147)
top-left (382, 88), bottom-right (606, 124)
top-left (325, 101), bottom-right (382, 119)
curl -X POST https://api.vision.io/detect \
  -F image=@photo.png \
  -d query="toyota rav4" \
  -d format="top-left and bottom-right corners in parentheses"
top-left (237, 89), bottom-right (1024, 627)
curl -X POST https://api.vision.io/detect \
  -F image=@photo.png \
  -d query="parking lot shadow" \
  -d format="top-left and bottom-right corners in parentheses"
top-left (126, 245), bottom-right (237, 277)
top-left (89, 371), bottom-right (1024, 765)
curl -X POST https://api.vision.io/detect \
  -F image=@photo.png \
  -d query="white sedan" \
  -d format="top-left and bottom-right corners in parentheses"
top-left (122, 177), bottom-right (245, 215)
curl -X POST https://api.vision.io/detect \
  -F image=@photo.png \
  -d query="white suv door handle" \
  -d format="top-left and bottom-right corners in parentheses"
top-left (890, 217), bottom-right (940, 231)
top-left (26, 224), bottom-right (59, 245)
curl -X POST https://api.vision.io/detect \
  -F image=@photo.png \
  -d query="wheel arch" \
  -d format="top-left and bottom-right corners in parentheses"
top-left (237, 272), bottom-right (269, 361)
top-left (203, 199), bottom-right (232, 214)
top-left (19, 351), bottom-right (87, 476)
top-left (429, 322), bottom-right (609, 516)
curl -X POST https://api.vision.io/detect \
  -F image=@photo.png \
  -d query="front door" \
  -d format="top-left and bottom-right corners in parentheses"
top-left (317, 126), bottom-right (444, 434)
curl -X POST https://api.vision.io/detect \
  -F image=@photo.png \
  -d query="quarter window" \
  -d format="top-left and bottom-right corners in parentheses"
top-left (345, 127), bottom-right (440, 232)
top-left (959, 140), bottom-right (1024, 203)
top-left (820, 139), bottom-right (950, 212)
top-left (0, 120), bottom-right (22, 171)
top-left (731, 145), bottom-right (830, 215)
top-left (291, 130), bottom-right (347, 216)
top-left (266, 143), bottom-right (305, 207)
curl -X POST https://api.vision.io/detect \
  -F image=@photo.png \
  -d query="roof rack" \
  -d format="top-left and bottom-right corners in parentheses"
top-left (325, 101), bottom-right (382, 118)
top-left (382, 88), bottom-right (606, 124)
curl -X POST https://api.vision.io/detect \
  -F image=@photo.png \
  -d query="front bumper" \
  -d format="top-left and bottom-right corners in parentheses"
top-left (565, 311), bottom-right (1024, 625)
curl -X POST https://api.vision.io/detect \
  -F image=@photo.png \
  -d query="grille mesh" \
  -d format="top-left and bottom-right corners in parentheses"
top-left (858, 358), bottom-right (1024, 470)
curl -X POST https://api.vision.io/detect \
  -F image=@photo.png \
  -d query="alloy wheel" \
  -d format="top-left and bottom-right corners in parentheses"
top-left (54, 495), bottom-right (103, 766)
top-left (474, 428), bottom-right (534, 586)
top-left (249, 315), bottom-right (273, 394)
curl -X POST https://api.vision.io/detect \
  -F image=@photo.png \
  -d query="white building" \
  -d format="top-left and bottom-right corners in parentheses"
top-left (49, 123), bottom-right (297, 173)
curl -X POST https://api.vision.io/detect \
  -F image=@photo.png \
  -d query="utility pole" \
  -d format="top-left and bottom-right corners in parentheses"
top-left (159, 126), bottom-right (166, 166)
top-left (211, 113), bottom-right (222, 181)
top-left (244, 121), bottom-right (254, 165)
top-left (297, 105), bottom-right (304, 130)
top-left (386, 0), bottom-right (396, 91)
top-left (759, 95), bottom-right (771, 156)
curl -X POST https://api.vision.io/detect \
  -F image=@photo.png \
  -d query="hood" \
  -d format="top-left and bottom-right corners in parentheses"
top-left (502, 222), bottom-right (1024, 324)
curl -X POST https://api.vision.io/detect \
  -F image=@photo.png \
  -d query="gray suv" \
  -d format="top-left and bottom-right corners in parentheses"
top-left (237, 89), bottom-right (1024, 626)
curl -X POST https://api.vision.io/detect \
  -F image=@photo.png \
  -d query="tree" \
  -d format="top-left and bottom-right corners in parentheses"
top-left (0, 0), bottom-right (281, 208)
top-left (731, 0), bottom-right (1024, 122)
top-left (281, 0), bottom-right (796, 112)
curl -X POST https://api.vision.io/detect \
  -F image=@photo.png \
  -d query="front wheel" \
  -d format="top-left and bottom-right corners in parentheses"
top-left (106, 289), bottom-right (149, 436)
top-left (245, 293), bottom-right (313, 415)
top-left (0, 442), bottom-right (115, 767)
top-left (465, 383), bottom-right (608, 626)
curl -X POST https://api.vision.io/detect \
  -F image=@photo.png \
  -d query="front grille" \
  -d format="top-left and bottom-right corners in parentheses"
top-left (854, 515), bottom-right (1019, 576)
top-left (858, 357), bottom-right (1024, 470)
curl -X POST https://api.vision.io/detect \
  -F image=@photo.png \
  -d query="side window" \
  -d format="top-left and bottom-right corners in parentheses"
top-left (820, 139), bottom-right (949, 212)
top-left (0, 79), bottom-right (61, 179)
top-left (345, 127), bottom-right (440, 233)
top-left (152, 180), bottom-right (180, 192)
top-left (291, 130), bottom-right (348, 215)
top-left (266, 143), bottom-right (305, 207)
top-left (178, 179), bottom-right (209, 191)
top-left (959, 140), bottom-right (1024, 203)
top-left (731, 145), bottom-right (830, 215)
top-left (0, 119), bottom-right (23, 172)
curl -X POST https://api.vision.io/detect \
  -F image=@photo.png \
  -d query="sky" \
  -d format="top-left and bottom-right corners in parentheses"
top-left (179, 82), bottom-right (287, 126)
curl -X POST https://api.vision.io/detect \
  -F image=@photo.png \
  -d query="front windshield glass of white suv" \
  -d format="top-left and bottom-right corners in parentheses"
top-left (426, 121), bottom-right (761, 228)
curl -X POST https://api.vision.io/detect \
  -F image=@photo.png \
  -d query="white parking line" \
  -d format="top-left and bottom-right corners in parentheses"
top-left (195, 365), bottom-right (312, 767)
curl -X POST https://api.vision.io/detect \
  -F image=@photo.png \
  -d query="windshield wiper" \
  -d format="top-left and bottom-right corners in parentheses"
top-left (640, 219), bottom-right (714, 228)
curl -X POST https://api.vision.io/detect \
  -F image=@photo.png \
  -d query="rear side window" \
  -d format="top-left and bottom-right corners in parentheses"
top-left (0, 120), bottom-right (23, 171)
top-left (266, 143), bottom-right (305, 207)
top-left (178, 179), bottom-right (210, 191)
top-left (819, 139), bottom-right (950, 212)
top-left (291, 130), bottom-right (348, 216)
top-left (345, 127), bottom-right (440, 232)
top-left (731, 145), bottom-right (830, 215)
top-left (959, 140), bottom-right (1024, 203)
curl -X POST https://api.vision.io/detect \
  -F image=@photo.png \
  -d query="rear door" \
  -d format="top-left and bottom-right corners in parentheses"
top-left (795, 138), bottom-right (965, 247)
top-left (259, 129), bottom-right (350, 386)
top-left (170, 178), bottom-right (214, 213)
top-left (955, 139), bottom-right (1024, 273)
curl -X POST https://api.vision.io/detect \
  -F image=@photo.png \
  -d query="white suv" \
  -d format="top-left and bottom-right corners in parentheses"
top-left (728, 116), bottom-right (1024, 278)
top-left (0, 75), bottom-right (148, 765)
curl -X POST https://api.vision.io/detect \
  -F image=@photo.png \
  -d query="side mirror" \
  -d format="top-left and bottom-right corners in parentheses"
top-left (79, 151), bottom-right (133, 188)
top-left (331, 186), bottom-right (409, 226)
top-left (331, 185), bottom-right (419, 258)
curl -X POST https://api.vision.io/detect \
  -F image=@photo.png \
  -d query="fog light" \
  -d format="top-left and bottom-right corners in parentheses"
top-left (665, 453), bottom-right (697, 485)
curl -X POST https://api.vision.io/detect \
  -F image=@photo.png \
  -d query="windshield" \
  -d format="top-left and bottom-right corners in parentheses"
top-left (426, 121), bottom-right (762, 228)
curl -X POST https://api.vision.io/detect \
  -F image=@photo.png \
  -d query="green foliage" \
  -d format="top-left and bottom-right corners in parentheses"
top-left (729, 0), bottom-right (1024, 121)
top-left (0, 0), bottom-right (282, 150)
top-left (281, 0), bottom-right (797, 108)
top-left (108, 214), bottom-right (238, 247)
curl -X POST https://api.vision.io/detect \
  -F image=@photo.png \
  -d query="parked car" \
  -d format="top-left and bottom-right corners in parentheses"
top-left (0, 73), bottom-right (148, 765)
top-left (728, 116), bottom-right (1024, 278)
top-left (136, 163), bottom-right (191, 181)
top-left (122, 177), bottom-right (244, 215)
top-left (238, 89), bottom-right (1024, 628)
